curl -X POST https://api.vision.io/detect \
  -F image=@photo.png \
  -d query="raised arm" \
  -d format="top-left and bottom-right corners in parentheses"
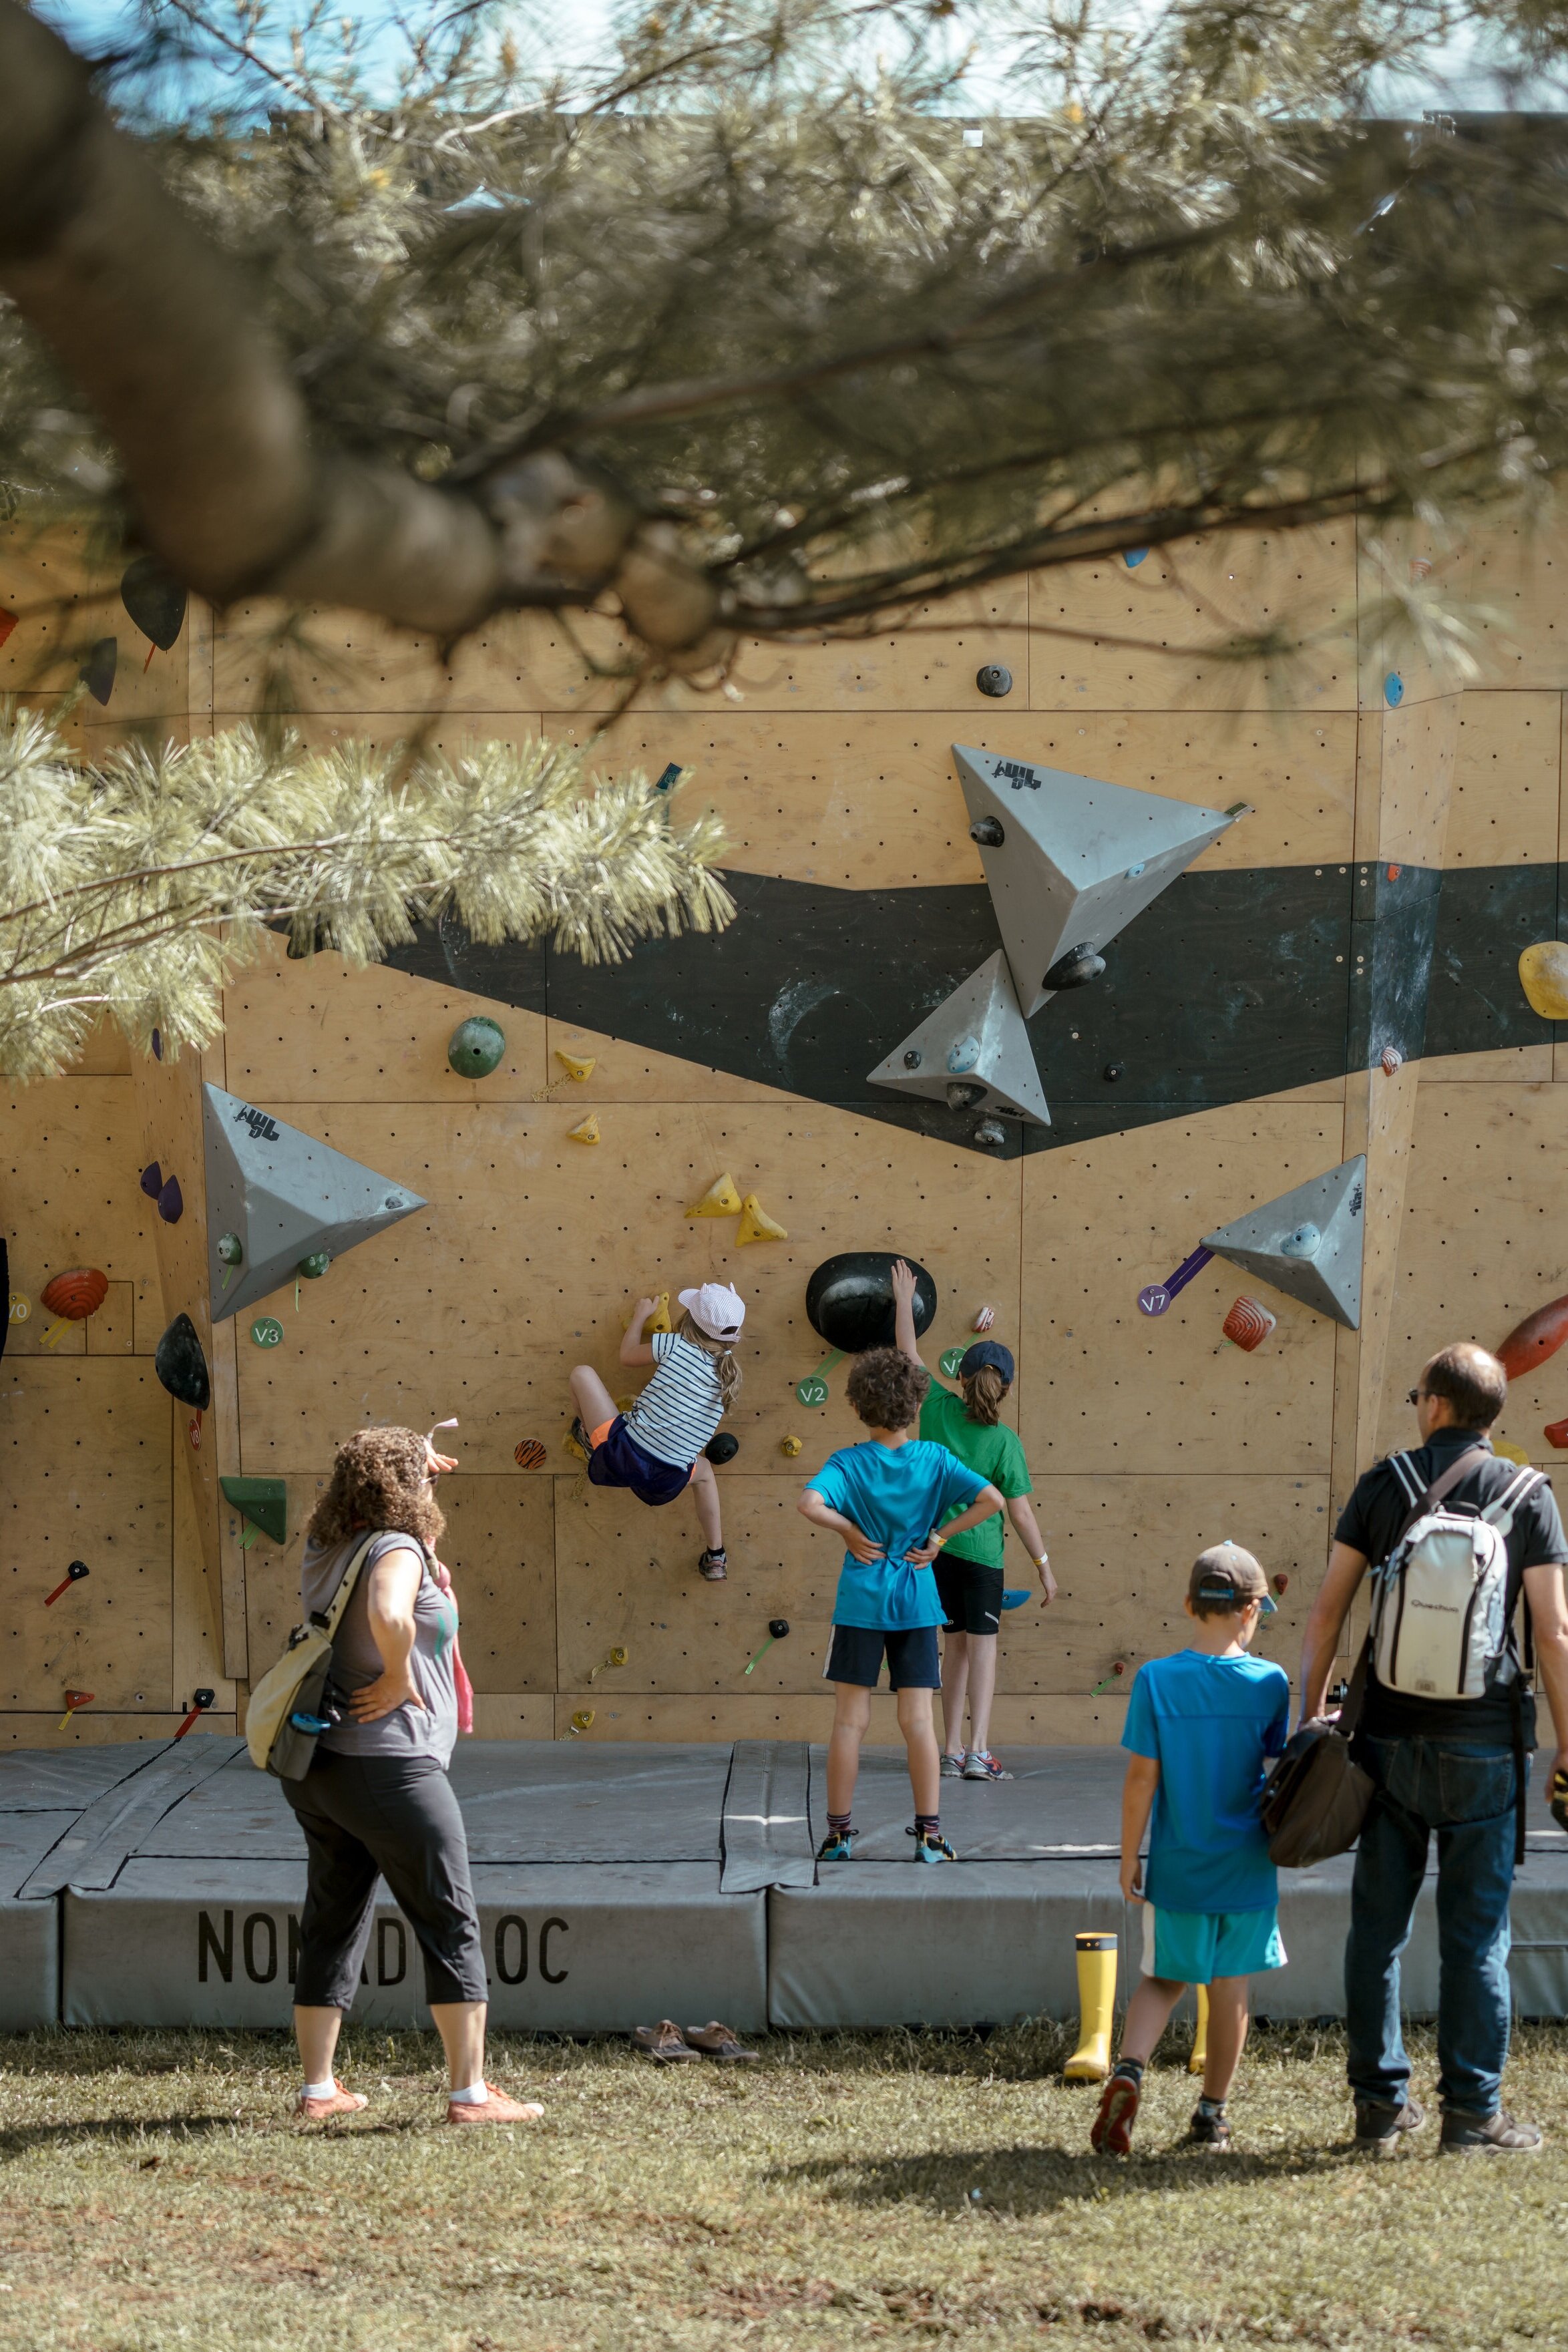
top-left (1299, 1541), bottom-right (1368, 1722)
top-left (619, 1298), bottom-right (658, 1368)
top-left (890, 1259), bottom-right (926, 1370)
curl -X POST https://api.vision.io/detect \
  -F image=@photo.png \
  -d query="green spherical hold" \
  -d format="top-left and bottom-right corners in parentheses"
top-left (216, 1231), bottom-right (244, 1266)
top-left (297, 1251), bottom-right (331, 1280)
top-left (448, 1015), bottom-right (506, 1079)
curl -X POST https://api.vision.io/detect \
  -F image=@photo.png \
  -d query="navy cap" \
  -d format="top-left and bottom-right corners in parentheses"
top-left (958, 1339), bottom-right (1015, 1384)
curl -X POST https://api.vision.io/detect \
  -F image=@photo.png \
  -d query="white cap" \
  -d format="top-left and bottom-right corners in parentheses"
top-left (678, 1282), bottom-right (745, 1341)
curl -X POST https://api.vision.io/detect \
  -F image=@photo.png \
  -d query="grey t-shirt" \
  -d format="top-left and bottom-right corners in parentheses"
top-left (301, 1528), bottom-right (459, 1765)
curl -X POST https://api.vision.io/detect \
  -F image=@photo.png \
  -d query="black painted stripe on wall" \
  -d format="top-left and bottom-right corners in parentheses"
top-left (388, 859), bottom-right (1568, 1159)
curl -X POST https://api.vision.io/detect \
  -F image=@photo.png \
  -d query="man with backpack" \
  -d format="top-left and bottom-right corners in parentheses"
top-left (1300, 1342), bottom-right (1568, 2156)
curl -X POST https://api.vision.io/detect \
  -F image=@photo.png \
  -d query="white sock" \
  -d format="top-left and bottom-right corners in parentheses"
top-left (448, 2079), bottom-right (488, 2104)
top-left (302, 2077), bottom-right (336, 2100)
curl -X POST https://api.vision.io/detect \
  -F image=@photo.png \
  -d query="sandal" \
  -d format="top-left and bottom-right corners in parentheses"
top-left (682, 2021), bottom-right (758, 2063)
top-left (699, 1547), bottom-right (728, 1581)
top-left (633, 2019), bottom-right (701, 2064)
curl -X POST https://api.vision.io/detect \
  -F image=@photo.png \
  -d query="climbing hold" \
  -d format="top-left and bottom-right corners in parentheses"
top-left (648, 1293), bottom-right (673, 1335)
top-left (869, 952), bottom-right (1048, 1129)
top-left (1103, 1063), bottom-right (1124, 1083)
top-left (297, 1250), bottom-right (331, 1280)
top-left (568, 1113), bottom-right (601, 1145)
top-left (1124, 548), bottom-right (1149, 567)
top-left (1384, 672), bottom-right (1404, 707)
top-left (44, 1561), bottom-right (90, 1607)
top-left (57, 1689), bottom-right (95, 1732)
top-left (219, 1476), bottom-right (286, 1546)
top-left (217, 1231), bottom-right (243, 1265)
top-left (686, 1173), bottom-right (744, 1218)
top-left (1519, 942), bottom-right (1568, 1022)
top-left (0, 608), bottom-right (14, 648)
top-left (737, 1192), bottom-right (787, 1244)
top-left (1279, 1223), bottom-right (1322, 1260)
top-left (1493, 1440), bottom-right (1533, 1468)
top-left (1380, 1045), bottom-right (1404, 1076)
top-left (972, 1306), bottom-right (996, 1333)
top-left (780, 1435), bottom-right (803, 1457)
top-left (1000, 1589), bottom-right (1030, 1609)
top-left (940, 1347), bottom-right (966, 1378)
top-left (1545, 1417), bottom-right (1568, 1452)
top-left (173, 1688), bottom-right (216, 1740)
top-left (120, 554), bottom-right (187, 650)
top-left (1497, 1294), bottom-right (1568, 1380)
top-left (514, 1438), bottom-right (548, 1470)
top-left (39, 1267), bottom-right (108, 1348)
top-left (250, 1316), bottom-right (284, 1348)
top-left (903, 1050), bottom-right (923, 1068)
top-left (1042, 943), bottom-right (1106, 991)
top-left (744, 1619), bottom-right (791, 1674)
top-left (1221, 1296), bottom-right (1277, 1352)
top-left (150, 1030), bottom-right (162, 1061)
top-left (157, 1176), bottom-right (184, 1224)
top-left (154, 1313), bottom-right (210, 1407)
top-left (189, 1413), bottom-right (204, 1449)
top-left (588, 1646), bottom-right (628, 1683)
top-left (947, 1034), bottom-right (982, 1076)
top-left (1090, 1660), bottom-right (1127, 1695)
top-left (1273, 1573), bottom-right (1290, 1595)
top-left (554, 1047), bottom-right (597, 1083)
top-left (974, 1119), bottom-right (1008, 1149)
top-left (140, 1163), bottom-right (164, 1200)
top-left (79, 638), bottom-right (117, 706)
top-left (969, 815), bottom-right (1005, 847)
top-left (447, 1015), bottom-right (506, 1079)
top-left (1203, 1157), bottom-right (1366, 1330)
top-left (567, 1709), bottom-right (595, 1736)
top-left (806, 1253), bottom-right (935, 1354)
top-left (976, 664), bottom-right (1012, 697)
top-left (705, 1432), bottom-right (739, 1464)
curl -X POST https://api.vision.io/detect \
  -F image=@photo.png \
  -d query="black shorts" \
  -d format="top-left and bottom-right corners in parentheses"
top-left (825, 1624), bottom-right (942, 1690)
top-left (934, 1556), bottom-right (1005, 1637)
top-left (587, 1413), bottom-right (691, 1507)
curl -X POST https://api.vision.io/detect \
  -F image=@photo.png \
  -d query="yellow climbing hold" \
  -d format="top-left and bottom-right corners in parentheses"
top-left (1520, 942), bottom-right (1568, 1020)
top-left (568, 1708), bottom-right (596, 1736)
top-left (555, 1047), bottom-right (597, 1083)
top-left (568, 1112), bottom-right (601, 1145)
top-left (737, 1191), bottom-right (787, 1244)
top-left (686, 1172), bottom-right (744, 1219)
top-left (780, 1435), bottom-right (803, 1458)
top-left (1495, 1439), bottom-right (1533, 1467)
top-left (648, 1292), bottom-right (673, 1334)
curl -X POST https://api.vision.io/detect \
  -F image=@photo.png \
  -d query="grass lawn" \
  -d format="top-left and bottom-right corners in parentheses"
top-left (1, 2019), bottom-right (1566, 2350)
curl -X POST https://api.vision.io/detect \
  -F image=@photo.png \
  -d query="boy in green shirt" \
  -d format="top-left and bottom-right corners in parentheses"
top-left (892, 1260), bottom-right (1056, 1781)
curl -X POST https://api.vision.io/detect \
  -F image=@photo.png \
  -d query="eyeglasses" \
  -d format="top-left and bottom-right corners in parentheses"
top-left (1406, 1388), bottom-right (1426, 1407)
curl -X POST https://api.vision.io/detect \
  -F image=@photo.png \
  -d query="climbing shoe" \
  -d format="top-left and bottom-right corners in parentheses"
top-left (816, 1829), bottom-right (856, 1863)
top-left (908, 1828), bottom-right (957, 1864)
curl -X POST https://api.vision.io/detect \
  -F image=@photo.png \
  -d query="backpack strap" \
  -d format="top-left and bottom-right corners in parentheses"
top-left (1386, 1450), bottom-right (1426, 1512)
top-left (1481, 1464), bottom-right (1547, 1530)
top-left (1390, 1446), bottom-right (1493, 1549)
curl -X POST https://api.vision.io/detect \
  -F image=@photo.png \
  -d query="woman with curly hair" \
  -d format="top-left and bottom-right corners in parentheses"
top-left (284, 1424), bottom-right (542, 2128)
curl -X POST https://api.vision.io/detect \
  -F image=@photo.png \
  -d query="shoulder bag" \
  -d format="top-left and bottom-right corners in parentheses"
top-left (245, 1530), bottom-right (380, 1780)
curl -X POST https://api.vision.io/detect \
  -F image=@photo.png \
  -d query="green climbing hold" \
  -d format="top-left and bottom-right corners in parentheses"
top-left (216, 1232), bottom-right (244, 1266)
top-left (448, 1016), bottom-right (506, 1079)
top-left (219, 1475), bottom-right (286, 1546)
top-left (297, 1251), bottom-right (331, 1279)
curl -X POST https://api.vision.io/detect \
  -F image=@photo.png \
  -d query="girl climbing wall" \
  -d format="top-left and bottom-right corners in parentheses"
top-left (568, 1282), bottom-right (745, 1581)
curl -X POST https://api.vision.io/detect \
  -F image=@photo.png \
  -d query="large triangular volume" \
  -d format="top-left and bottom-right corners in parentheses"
top-left (1202, 1155), bottom-right (1367, 1330)
top-left (202, 1085), bottom-right (427, 1322)
top-left (867, 952), bottom-right (1050, 1126)
top-left (952, 746), bottom-right (1237, 1018)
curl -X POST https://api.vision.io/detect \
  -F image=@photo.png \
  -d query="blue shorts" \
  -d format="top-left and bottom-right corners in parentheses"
top-left (586, 1414), bottom-right (691, 1507)
top-left (825, 1624), bottom-right (942, 1690)
top-left (1140, 1902), bottom-right (1285, 1984)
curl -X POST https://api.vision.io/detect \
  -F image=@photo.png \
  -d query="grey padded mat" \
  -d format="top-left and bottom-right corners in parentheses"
top-left (807, 1743), bottom-right (1125, 1859)
top-left (721, 1742), bottom-right (815, 1891)
top-left (19, 1738), bottom-right (244, 1897)
top-left (0, 1744), bottom-right (171, 1812)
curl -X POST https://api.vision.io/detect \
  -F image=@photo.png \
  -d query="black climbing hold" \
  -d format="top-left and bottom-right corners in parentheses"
top-left (120, 555), bottom-right (188, 651)
top-left (902, 1048), bottom-right (923, 1068)
top-left (67, 1560), bottom-right (89, 1583)
top-left (1043, 942), bottom-right (1107, 990)
top-left (767, 1619), bottom-right (790, 1640)
top-left (970, 815), bottom-right (1005, 847)
top-left (79, 637), bottom-right (117, 706)
top-left (976, 665), bottom-right (1012, 698)
top-left (805, 1252), bottom-right (937, 1355)
top-left (1103, 1062), bottom-right (1125, 1083)
top-left (154, 1312), bottom-right (211, 1409)
top-left (946, 1081), bottom-right (986, 1110)
top-left (653, 763), bottom-right (682, 792)
top-left (705, 1431), bottom-right (740, 1464)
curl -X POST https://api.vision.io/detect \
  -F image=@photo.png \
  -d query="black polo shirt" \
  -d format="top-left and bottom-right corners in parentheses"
top-left (1334, 1426), bottom-right (1568, 1742)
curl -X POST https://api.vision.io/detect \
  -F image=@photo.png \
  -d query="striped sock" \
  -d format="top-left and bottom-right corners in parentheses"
top-left (914, 1813), bottom-right (940, 1838)
top-left (827, 1811), bottom-right (851, 1836)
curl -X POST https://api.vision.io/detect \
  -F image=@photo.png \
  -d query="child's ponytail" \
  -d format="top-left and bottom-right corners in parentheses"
top-left (677, 1310), bottom-right (742, 1412)
top-left (960, 1364), bottom-right (1008, 1427)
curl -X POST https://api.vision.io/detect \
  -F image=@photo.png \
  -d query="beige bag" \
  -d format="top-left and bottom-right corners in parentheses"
top-left (245, 1532), bottom-right (379, 1780)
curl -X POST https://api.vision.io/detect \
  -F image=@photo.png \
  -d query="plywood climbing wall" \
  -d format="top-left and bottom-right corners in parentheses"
top-left (3, 514), bottom-right (1566, 1745)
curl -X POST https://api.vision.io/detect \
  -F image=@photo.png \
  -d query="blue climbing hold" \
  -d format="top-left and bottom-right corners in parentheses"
top-left (1384, 672), bottom-right (1404, 707)
top-left (1125, 549), bottom-right (1149, 568)
top-left (1001, 1589), bottom-right (1031, 1610)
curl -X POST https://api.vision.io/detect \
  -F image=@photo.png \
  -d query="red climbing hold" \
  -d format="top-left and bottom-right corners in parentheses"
top-left (1497, 1293), bottom-right (1568, 1381)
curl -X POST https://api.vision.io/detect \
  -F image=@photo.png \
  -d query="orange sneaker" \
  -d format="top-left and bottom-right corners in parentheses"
top-left (294, 2080), bottom-right (368, 2121)
top-left (1090, 2071), bottom-right (1141, 2157)
top-left (445, 2083), bottom-right (545, 2126)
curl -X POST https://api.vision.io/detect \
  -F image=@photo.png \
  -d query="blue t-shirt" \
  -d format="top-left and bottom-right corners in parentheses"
top-left (807, 1440), bottom-right (987, 1630)
top-left (1123, 1650), bottom-right (1291, 1914)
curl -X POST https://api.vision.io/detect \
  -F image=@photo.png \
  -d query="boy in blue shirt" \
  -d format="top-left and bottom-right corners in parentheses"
top-left (1092, 1543), bottom-right (1290, 2156)
top-left (799, 1347), bottom-right (1004, 1864)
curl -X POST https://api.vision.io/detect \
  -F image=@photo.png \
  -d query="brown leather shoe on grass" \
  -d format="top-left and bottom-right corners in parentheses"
top-left (294, 2080), bottom-right (368, 2122)
top-left (445, 2083), bottom-right (545, 2126)
top-left (633, 2019), bottom-right (701, 2062)
top-left (682, 2021), bottom-right (758, 2062)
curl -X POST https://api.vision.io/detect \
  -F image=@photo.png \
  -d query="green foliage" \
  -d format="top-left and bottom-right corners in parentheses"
top-left (0, 703), bottom-right (731, 1077)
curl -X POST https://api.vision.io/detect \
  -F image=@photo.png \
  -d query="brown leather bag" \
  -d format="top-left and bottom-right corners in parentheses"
top-left (1260, 1653), bottom-right (1374, 1867)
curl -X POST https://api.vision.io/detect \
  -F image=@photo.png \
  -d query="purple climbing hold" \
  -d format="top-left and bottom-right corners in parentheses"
top-left (139, 1163), bottom-right (163, 1201)
top-left (150, 1030), bottom-right (162, 1062)
top-left (157, 1175), bottom-right (184, 1224)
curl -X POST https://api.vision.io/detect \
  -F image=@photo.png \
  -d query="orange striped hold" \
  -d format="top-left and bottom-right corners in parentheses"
top-left (1497, 1293), bottom-right (1568, 1381)
top-left (1222, 1296), bottom-right (1277, 1352)
top-left (40, 1268), bottom-right (108, 1321)
top-left (514, 1438), bottom-right (548, 1470)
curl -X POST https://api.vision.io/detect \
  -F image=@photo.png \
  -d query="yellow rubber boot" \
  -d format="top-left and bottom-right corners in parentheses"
top-left (1188, 1983), bottom-right (1209, 2076)
top-left (1064, 1932), bottom-right (1117, 2081)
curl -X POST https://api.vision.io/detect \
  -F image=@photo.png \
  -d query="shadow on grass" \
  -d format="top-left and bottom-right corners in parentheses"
top-left (774, 2136), bottom-right (1354, 2214)
top-left (0, 2113), bottom-right (244, 2156)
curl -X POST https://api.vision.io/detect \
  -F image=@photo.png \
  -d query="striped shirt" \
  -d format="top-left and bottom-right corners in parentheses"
top-left (624, 1332), bottom-right (725, 1467)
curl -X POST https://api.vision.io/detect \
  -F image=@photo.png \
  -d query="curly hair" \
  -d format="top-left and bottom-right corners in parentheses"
top-left (846, 1346), bottom-right (930, 1433)
top-left (307, 1426), bottom-right (445, 1549)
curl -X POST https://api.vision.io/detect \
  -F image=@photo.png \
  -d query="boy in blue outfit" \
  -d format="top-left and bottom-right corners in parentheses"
top-left (798, 1347), bottom-right (1004, 1864)
top-left (1093, 1542), bottom-right (1290, 2155)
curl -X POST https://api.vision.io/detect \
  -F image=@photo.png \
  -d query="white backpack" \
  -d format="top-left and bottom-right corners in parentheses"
top-left (1369, 1448), bottom-right (1545, 1701)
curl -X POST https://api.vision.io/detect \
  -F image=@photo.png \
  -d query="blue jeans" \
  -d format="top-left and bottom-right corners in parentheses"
top-left (1344, 1736), bottom-right (1524, 2117)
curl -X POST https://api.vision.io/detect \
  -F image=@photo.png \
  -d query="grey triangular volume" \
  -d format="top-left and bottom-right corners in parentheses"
top-left (202, 1085), bottom-right (427, 1322)
top-left (867, 952), bottom-right (1050, 1126)
top-left (1202, 1154), bottom-right (1366, 1330)
top-left (952, 746), bottom-right (1237, 1018)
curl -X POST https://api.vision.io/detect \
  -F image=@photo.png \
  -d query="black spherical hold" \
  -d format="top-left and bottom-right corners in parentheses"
top-left (67, 1560), bottom-right (89, 1583)
top-left (1103, 1062), bottom-right (1125, 1082)
top-left (969, 815), bottom-right (1005, 847)
top-left (902, 1048), bottom-right (923, 1068)
top-left (705, 1431), bottom-right (740, 1464)
top-left (976, 664), bottom-right (1013, 698)
top-left (120, 555), bottom-right (188, 651)
top-left (767, 1619), bottom-right (790, 1641)
top-left (1043, 942), bottom-right (1107, 991)
top-left (805, 1251), bottom-right (937, 1354)
top-left (154, 1312), bottom-right (211, 1410)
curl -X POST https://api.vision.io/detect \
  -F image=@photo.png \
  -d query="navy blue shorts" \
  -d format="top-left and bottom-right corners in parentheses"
top-left (825, 1624), bottom-right (942, 1690)
top-left (586, 1414), bottom-right (691, 1507)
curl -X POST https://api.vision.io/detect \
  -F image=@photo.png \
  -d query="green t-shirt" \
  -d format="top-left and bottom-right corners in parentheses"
top-left (918, 1386), bottom-right (1032, 1569)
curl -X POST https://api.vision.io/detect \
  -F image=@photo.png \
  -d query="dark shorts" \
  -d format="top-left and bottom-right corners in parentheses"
top-left (825, 1624), bottom-right (942, 1690)
top-left (587, 1413), bottom-right (692, 1507)
top-left (934, 1556), bottom-right (1005, 1636)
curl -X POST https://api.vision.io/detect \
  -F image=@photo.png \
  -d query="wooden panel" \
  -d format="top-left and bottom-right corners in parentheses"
top-left (1458, 519), bottom-right (1568, 692)
top-left (0, 524), bottom-right (190, 725)
top-left (0, 1358), bottom-right (172, 1710)
top-left (471, 1695), bottom-right (555, 1739)
top-left (542, 1017), bottom-right (803, 1108)
top-left (0, 1712), bottom-right (237, 1746)
top-left (85, 1282), bottom-right (134, 1354)
top-left (213, 602), bottom-right (596, 716)
top-left (1422, 1044), bottom-right (1554, 1084)
top-left (1018, 1101), bottom-right (1344, 1475)
top-left (0, 1081), bottom-right (159, 1342)
top-left (1445, 691), bottom-right (1561, 865)
top-left (1027, 528), bottom-right (1356, 713)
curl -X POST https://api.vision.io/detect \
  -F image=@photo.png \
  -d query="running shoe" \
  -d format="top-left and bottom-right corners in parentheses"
top-left (908, 1828), bottom-right (958, 1863)
top-left (1183, 2106), bottom-right (1233, 2153)
top-left (816, 1829), bottom-right (857, 1863)
top-left (1091, 2070), bottom-right (1141, 2157)
top-left (962, 1750), bottom-right (1013, 1782)
top-left (940, 1752), bottom-right (966, 1779)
